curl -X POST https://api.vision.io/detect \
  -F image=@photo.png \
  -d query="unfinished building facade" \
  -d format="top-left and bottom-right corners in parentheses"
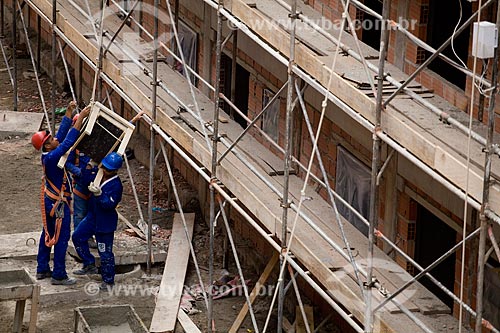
top-left (1, 0), bottom-right (500, 331)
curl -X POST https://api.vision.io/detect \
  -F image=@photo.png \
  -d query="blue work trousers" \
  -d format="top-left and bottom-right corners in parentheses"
top-left (72, 219), bottom-right (115, 284)
top-left (36, 196), bottom-right (71, 280)
top-left (73, 194), bottom-right (88, 229)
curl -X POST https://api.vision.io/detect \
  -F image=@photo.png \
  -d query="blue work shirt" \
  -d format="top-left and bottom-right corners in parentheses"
top-left (41, 116), bottom-right (81, 197)
top-left (87, 175), bottom-right (123, 233)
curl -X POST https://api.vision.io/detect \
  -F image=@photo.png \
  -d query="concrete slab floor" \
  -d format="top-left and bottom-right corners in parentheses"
top-left (0, 111), bottom-right (44, 137)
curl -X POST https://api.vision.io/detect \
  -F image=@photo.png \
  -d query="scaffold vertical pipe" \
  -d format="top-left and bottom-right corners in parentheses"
top-left (36, 15), bottom-right (41, 72)
top-left (12, 0), bottom-right (17, 111)
top-left (230, 29), bottom-right (237, 119)
top-left (0, 0), bottom-right (4, 37)
top-left (147, 0), bottom-right (160, 275)
top-left (475, 1), bottom-right (500, 332)
top-left (51, 0), bottom-right (57, 132)
top-left (97, 0), bottom-right (104, 100)
top-left (366, 0), bottom-right (390, 331)
top-left (209, 0), bottom-right (224, 331)
top-left (278, 0), bottom-right (297, 331)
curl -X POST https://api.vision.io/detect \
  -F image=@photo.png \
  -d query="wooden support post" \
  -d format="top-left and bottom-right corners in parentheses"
top-left (383, 150), bottom-right (398, 254)
top-left (295, 305), bottom-right (314, 333)
top-left (201, 2), bottom-right (212, 96)
top-left (150, 213), bottom-right (195, 332)
top-left (229, 252), bottom-right (279, 333)
top-left (13, 300), bottom-right (26, 333)
top-left (28, 284), bottom-right (40, 333)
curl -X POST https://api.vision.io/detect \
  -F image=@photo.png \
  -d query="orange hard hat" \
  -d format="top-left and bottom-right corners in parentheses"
top-left (31, 130), bottom-right (51, 151)
top-left (72, 114), bottom-right (79, 124)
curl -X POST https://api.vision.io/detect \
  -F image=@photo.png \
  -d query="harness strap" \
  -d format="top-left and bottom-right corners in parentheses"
top-left (73, 187), bottom-right (91, 200)
top-left (40, 165), bottom-right (72, 247)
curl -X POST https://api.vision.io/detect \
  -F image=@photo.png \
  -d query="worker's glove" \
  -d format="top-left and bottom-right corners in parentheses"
top-left (88, 182), bottom-right (102, 196)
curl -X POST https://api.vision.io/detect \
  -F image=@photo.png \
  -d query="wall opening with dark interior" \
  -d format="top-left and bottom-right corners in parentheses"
top-left (426, 0), bottom-right (471, 90)
top-left (415, 204), bottom-right (457, 309)
top-left (221, 53), bottom-right (250, 128)
top-left (360, 0), bottom-right (382, 51)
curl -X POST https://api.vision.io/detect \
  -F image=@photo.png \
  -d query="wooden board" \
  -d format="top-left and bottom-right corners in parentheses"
top-left (177, 310), bottom-right (202, 333)
top-left (229, 252), bottom-right (279, 333)
top-left (150, 213), bottom-right (195, 333)
top-left (295, 305), bottom-right (314, 333)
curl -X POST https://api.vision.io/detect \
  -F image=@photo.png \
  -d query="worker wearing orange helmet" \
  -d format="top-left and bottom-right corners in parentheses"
top-left (31, 101), bottom-right (91, 285)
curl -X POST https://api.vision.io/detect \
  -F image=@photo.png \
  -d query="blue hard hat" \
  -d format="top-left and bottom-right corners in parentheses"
top-left (101, 152), bottom-right (123, 171)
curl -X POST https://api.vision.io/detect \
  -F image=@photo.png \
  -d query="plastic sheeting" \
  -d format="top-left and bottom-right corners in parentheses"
top-left (335, 146), bottom-right (371, 236)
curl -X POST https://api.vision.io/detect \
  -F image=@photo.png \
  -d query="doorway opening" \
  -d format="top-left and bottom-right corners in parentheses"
top-left (415, 204), bottom-right (456, 308)
top-left (221, 53), bottom-right (250, 128)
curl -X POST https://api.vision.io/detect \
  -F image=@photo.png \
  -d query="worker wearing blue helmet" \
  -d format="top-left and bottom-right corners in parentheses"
top-left (72, 152), bottom-right (123, 289)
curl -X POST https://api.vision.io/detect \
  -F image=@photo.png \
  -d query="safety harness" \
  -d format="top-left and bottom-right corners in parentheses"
top-left (40, 165), bottom-right (72, 247)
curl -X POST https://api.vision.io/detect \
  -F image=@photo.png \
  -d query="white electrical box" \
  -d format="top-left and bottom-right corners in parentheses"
top-left (472, 21), bottom-right (498, 59)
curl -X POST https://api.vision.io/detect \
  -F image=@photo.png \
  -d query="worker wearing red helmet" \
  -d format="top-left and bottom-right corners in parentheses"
top-left (31, 101), bottom-right (91, 285)
top-left (72, 152), bottom-right (124, 290)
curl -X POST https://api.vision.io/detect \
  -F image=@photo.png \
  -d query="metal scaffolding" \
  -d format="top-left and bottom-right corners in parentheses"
top-left (8, 0), bottom-right (500, 331)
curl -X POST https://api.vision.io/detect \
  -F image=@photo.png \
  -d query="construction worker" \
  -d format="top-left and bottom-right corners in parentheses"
top-left (66, 115), bottom-right (98, 239)
top-left (72, 152), bottom-right (124, 289)
top-left (31, 101), bottom-right (91, 285)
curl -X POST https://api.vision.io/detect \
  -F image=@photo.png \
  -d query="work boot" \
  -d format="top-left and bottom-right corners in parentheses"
top-left (36, 270), bottom-right (52, 280)
top-left (73, 264), bottom-right (99, 275)
top-left (99, 282), bottom-right (114, 291)
top-left (51, 277), bottom-right (76, 285)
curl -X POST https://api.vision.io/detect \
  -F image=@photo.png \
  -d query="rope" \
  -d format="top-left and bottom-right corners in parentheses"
top-left (0, 37), bottom-right (14, 89)
top-left (163, 0), bottom-right (212, 151)
top-left (458, 0), bottom-right (482, 331)
top-left (90, 0), bottom-right (107, 102)
top-left (57, 39), bottom-right (77, 103)
top-left (17, 0), bottom-right (51, 132)
top-left (262, 0), bottom-right (360, 331)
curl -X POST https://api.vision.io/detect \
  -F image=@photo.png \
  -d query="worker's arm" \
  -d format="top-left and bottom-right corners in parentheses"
top-left (46, 106), bottom-right (91, 163)
top-left (95, 180), bottom-right (123, 210)
top-left (55, 101), bottom-right (77, 142)
top-left (65, 150), bottom-right (81, 177)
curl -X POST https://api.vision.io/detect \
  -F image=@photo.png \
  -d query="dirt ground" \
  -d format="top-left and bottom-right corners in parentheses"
top-left (0, 41), bottom-right (284, 332)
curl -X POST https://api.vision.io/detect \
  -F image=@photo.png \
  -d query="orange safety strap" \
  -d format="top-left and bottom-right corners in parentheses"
top-left (40, 166), bottom-right (72, 247)
top-left (73, 187), bottom-right (91, 200)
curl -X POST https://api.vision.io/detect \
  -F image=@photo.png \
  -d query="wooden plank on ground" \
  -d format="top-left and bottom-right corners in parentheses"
top-left (177, 309), bottom-right (202, 333)
top-left (118, 212), bottom-right (146, 240)
top-left (295, 305), bottom-right (314, 333)
top-left (229, 252), bottom-right (279, 333)
top-left (150, 213), bottom-right (195, 333)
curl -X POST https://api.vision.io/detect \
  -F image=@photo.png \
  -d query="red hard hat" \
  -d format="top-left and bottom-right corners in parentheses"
top-left (72, 114), bottom-right (79, 124)
top-left (31, 130), bottom-right (51, 151)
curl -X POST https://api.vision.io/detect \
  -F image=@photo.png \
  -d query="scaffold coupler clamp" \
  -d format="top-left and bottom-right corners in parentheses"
top-left (363, 277), bottom-right (377, 289)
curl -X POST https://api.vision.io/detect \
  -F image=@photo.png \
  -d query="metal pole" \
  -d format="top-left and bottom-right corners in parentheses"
top-left (96, 0), bottom-right (104, 100)
top-left (366, 1), bottom-right (390, 331)
top-left (278, 0), bottom-right (297, 331)
top-left (230, 29), bottom-right (237, 119)
top-left (0, 0), bottom-right (4, 37)
top-left (147, 0), bottom-right (160, 275)
top-left (476, 1), bottom-right (500, 331)
top-left (12, 0), bottom-right (17, 111)
top-left (208, 0), bottom-right (224, 331)
top-left (51, 0), bottom-right (57, 132)
top-left (218, 199), bottom-right (260, 333)
top-left (36, 15), bottom-right (41, 72)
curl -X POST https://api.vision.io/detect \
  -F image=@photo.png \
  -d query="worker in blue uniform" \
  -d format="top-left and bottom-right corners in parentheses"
top-left (31, 101), bottom-right (91, 285)
top-left (66, 114), bottom-right (98, 251)
top-left (72, 152), bottom-right (124, 289)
